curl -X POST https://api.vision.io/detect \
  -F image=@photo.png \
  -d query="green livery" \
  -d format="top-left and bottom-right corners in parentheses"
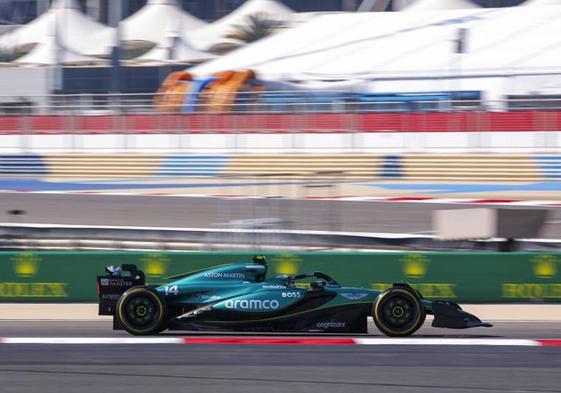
top-left (97, 256), bottom-right (491, 336)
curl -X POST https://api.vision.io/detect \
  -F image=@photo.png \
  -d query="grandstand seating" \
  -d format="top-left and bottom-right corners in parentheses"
top-left (0, 154), bottom-right (552, 181)
top-left (223, 154), bottom-right (383, 178)
top-left (401, 155), bottom-right (542, 181)
top-left (44, 155), bottom-right (162, 177)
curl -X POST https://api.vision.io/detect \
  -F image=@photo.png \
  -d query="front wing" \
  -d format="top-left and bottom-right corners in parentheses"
top-left (431, 301), bottom-right (493, 329)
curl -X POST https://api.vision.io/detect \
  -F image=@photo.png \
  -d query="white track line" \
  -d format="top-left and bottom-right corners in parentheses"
top-left (2, 337), bottom-right (183, 344)
top-left (0, 337), bottom-right (558, 346)
top-left (1, 190), bottom-right (560, 207)
top-left (353, 338), bottom-right (540, 346)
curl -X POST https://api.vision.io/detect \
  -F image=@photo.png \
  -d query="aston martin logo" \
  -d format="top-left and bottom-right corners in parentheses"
top-left (273, 253), bottom-right (301, 275)
top-left (12, 253), bottom-right (41, 277)
top-left (140, 254), bottom-right (169, 277)
top-left (341, 292), bottom-right (368, 300)
top-left (402, 254), bottom-right (429, 278)
top-left (532, 255), bottom-right (557, 279)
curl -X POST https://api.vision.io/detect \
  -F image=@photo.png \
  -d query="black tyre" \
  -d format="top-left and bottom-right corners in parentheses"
top-left (116, 286), bottom-right (167, 335)
top-left (373, 287), bottom-right (425, 337)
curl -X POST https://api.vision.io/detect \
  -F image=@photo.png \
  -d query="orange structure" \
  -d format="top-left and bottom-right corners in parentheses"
top-left (202, 70), bottom-right (256, 112)
top-left (153, 71), bottom-right (193, 112)
top-left (154, 69), bottom-right (259, 112)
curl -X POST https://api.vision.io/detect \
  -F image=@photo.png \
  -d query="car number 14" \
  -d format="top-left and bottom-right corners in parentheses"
top-left (164, 285), bottom-right (179, 296)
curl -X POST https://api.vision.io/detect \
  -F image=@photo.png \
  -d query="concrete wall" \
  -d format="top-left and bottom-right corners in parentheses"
top-left (0, 131), bottom-right (559, 154)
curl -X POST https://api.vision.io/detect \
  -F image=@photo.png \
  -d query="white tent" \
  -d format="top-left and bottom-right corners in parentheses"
top-left (189, 7), bottom-right (561, 98)
top-left (0, 0), bottom-right (114, 57)
top-left (403, 0), bottom-right (480, 11)
top-left (190, 10), bottom-right (442, 78)
top-left (14, 34), bottom-right (104, 66)
top-left (188, 0), bottom-right (295, 51)
top-left (522, 0), bottom-right (561, 5)
top-left (119, 0), bottom-right (207, 44)
top-left (134, 32), bottom-right (216, 63)
top-left (392, 0), bottom-right (420, 11)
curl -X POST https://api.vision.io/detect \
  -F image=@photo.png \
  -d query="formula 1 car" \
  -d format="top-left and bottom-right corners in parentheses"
top-left (97, 256), bottom-right (491, 336)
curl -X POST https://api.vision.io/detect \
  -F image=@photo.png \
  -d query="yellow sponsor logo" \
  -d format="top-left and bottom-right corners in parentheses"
top-left (502, 283), bottom-right (561, 299)
top-left (273, 253), bottom-right (301, 275)
top-left (12, 253), bottom-right (41, 277)
top-left (0, 282), bottom-right (68, 298)
top-left (402, 254), bottom-right (429, 278)
top-left (371, 283), bottom-right (457, 299)
top-left (532, 255), bottom-right (557, 279)
top-left (140, 254), bottom-right (169, 277)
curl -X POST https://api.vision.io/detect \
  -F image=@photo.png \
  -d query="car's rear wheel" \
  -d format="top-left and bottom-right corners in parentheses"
top-left (116, 286), bottom-right (167, 335)
top-left (373, 287), bottom-right (425, 337)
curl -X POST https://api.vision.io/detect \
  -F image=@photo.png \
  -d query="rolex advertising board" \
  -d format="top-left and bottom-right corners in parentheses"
top-left (0, 251), bottom-right (559, 302)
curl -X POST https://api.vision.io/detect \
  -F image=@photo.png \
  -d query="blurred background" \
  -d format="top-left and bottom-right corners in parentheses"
top-left (0, 0), bottom-right (560, 282)
top-left (1, 4), bottom-right (561, 393)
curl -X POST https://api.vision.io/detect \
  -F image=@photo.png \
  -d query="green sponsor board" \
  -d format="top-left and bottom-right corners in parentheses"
top-left (0, 251), bottom-right (560, 302)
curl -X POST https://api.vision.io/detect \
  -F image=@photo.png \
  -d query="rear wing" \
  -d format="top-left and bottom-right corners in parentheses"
top-left (96, 264), bottom-right (145, 316)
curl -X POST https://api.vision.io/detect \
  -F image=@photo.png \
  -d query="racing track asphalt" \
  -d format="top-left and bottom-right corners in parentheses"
top-left (0, 320), bottom-right (560, 393)
top-left (2, 193), bottom-right (561, 237)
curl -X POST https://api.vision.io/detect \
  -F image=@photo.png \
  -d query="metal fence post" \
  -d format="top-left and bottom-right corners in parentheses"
top-left (19, 114), bottom-right (30, 154)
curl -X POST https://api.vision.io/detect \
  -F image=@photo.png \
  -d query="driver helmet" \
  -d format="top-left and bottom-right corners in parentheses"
top-left (252, 255), bottom-right (267, 265)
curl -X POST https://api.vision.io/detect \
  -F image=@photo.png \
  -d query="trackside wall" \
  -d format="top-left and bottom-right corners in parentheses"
top-left (0, 251), bottom-right (559, 303)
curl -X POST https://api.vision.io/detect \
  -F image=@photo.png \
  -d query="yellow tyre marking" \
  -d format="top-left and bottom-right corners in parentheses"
top-left (374, 288), bottom-right (422, 336)
top-left (118, 288), bottom-right (164, 335)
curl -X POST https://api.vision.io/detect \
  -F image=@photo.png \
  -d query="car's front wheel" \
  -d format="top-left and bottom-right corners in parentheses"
top-left (372, 287), bottom-right (425, 337)
top-left (116, 286), bottom-right (167, 335)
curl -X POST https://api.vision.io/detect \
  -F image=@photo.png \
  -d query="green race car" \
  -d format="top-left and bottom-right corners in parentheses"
top-left (97, 256), bottom-right (491, 336)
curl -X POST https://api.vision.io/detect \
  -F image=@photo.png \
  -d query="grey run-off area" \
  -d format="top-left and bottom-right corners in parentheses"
top-left (0, 321), bottom-right (561, 393)
top-left (2, 193), bottom-right (561, 237)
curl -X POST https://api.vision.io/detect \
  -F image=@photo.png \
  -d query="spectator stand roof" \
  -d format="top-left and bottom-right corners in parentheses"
top-left (119, 0), bottom-right (207, 45)
top-left (188, 0), bottom-right (295, 51)
top-left (134, 31), bottom-right (216, 64)
top-left (0, 0), bottom-right (113, 57)
top-left (13, 34), bottom-right (105, 66)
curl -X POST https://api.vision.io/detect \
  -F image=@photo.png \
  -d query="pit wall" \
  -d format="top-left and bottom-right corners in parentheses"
top-left (1, 251), bottom-right (559, 303)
